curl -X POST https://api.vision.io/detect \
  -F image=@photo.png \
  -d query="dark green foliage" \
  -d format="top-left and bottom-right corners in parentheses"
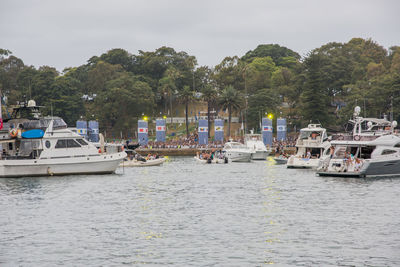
top-left (247, 88), bottom-right (280, 131)
top-left (242, 44), bottom-right (300, 65)
top-left (218, 86), bottom-right (243, 137)
top-left (1, 37), bottom-right (399, 135)
top-left (299, 52), bottom-right (332, 126)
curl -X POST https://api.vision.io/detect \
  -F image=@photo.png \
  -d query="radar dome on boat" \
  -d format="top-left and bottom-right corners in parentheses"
top-left (354, 106), bottom-right (361, 116)
top-left (392, 121), bottom-right (398, 128)
top-left (27, 100), bottom-right (36, 107)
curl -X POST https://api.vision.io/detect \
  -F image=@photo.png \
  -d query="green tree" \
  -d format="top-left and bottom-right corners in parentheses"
top-left (178, 85), bottom-right (195, 137)
top-left (86, 61), bottom-right (123, 94)
top-left (201, 85), bottom-right (218, 137)
top-left (241, 44), bottom-right (300, 66)
top-left (218, 86), bottom-right (243, 137)
top-left (49, 76), bottom-right (85, 125)
top-left (247, 88), bottom-right (280, 131)
top-left (300, 52), bottom-right (332, 126)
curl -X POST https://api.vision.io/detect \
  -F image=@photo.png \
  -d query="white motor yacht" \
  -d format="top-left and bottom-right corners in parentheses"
top-left (0, 101), bottom-right (126, 177)
top-left (287, 124), bottom-right (331, 169)
top-left (244, 134), bottom-right (271, 160)
top-left (317, 106), bottom-right (400, 178)
top-left (223, 141), bottom-right (252, 162)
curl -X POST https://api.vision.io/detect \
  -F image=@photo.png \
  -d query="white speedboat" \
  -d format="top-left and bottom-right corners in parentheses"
top-left (194, 156), bottom-right (228, 164)
top-left (317, 107), bottom-right (400, 178)
top-left (244, 134), bottom-right (271, 160)
top-left (194, 150), bottom-right (229, 164)
top-left (287, 124), bottom-right (331, 169)
top-left (222, 141), bottom-right (252, 162)
top-left (120, 157), bottom-right (166, 167)
top-left (0, 101), bottom-right (126, 177)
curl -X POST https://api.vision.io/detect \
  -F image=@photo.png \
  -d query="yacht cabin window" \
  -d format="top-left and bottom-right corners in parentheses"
top-left (76, 139), bottom-right (88, 146)
top-left (381, 149), bottom-right (397, 155)
top-left (55, 139), bottom-right (81, 148)
top-left (334, 145), bottom-right (375, 159)
top-left (300, 130), bottom-right (327, 140)
top-left (67, 139), bottom-right (81, 148)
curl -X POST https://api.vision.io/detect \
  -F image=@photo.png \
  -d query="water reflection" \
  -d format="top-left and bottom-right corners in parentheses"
top-left (0, 157), bottom-right (399, 266)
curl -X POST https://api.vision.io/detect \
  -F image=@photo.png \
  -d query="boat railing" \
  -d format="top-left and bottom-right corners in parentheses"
top-left (302, 139), bottom-right (322, 146)
top-left (331, 134), bottom-right (380, 141)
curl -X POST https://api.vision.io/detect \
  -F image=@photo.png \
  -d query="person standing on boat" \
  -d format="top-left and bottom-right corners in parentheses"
top-left (329, 146), bottom-right (335, 159)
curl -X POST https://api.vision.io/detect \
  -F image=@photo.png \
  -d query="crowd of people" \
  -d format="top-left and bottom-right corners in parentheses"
top-left (121, 133), bottom-right (298, 151)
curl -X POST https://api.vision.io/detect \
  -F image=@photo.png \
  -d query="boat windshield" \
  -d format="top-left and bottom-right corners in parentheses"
top-left (225, 142), bottom-right (245, 149)
top-left (333, 145), bottom-right (375, 159)
top-left (300, 130), bottom-right (326, 140)
top-left (245, 135), bottom-right (262, 141)
top-left (23, 118), bottom-right (67, 130)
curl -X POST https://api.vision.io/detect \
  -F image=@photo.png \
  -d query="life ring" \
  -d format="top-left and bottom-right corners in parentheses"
top-left (9, 128), bottom-right (18, 138)
top-left (0, 118), bottom-right (3, 130)
top-left (354, 135), bottom-right (361, 141)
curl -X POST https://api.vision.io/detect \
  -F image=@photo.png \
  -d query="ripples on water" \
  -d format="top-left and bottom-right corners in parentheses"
top-left (1, 157), bottom-right (400, 266)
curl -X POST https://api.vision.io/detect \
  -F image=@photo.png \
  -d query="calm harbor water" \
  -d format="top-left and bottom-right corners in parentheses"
top-left (1, 157), bottom-right (399, 266)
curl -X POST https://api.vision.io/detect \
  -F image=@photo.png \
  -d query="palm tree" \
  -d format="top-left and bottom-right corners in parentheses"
top-left (158, 67), bottom-right (182, 123)
top-left (201, 85), bottom-right (217, 137)
top-left (179, 85), bottom-right (195, 137)
top-left (218, 85), bottom-right (243, 138)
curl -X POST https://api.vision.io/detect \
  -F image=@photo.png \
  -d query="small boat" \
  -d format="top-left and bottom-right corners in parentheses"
top-left (244, 134), bottom-right (271, 160)
top-left (119, 148), bottom-right (166, 167)
top-left (120, 157), bottom-right (166, 167)
top-left (223, 141), bottom-right (252, 162)
top-left (274, 155), bottom-right (289, 164)
top-left (194, 150), bottom-right (229, 164)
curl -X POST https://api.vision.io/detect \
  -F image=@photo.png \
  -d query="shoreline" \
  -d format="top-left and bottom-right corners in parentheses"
top-left (136, 147), bottom-right (296, 156)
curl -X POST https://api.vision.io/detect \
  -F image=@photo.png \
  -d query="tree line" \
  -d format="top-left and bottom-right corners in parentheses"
top-left (0, 38), bottom-right (399, 137)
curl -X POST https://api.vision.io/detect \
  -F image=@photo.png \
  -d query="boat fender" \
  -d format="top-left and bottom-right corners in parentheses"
top-left (224, 158), bottom-right (228, 164)
top-left (207, 158), bottom-right (212, 164)
top-left (0, 118), bottom-right (3, 130)
top-left (47, 167), bottom-right (54, 176)
top-left (354, 135), bottom-right (361, 141)
top-left (9, 128), bottom-right (18, 138)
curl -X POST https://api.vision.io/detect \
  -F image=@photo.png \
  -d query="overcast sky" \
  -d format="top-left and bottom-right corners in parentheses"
top-left (1, 0), bottom-right (399, 71)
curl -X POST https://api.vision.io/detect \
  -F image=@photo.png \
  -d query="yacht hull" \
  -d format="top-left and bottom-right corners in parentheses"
top-left (317, 159), bottom-right (400, 178)
top-left (225, 151), bottom-right (252, 162)
top-left (0, 152), bottom-right (126, 178)
top-left (120, 157), bottom-right (166, 167)
top-left (251, 151), bottom-right (270, 160)
top-left (287, 156), bottom-right (319, 169)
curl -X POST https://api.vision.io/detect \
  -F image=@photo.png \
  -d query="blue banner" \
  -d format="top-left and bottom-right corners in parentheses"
top-left (277, 118), bottom-right (287, 141)
top-left (214, 119), bottom-right (224, 142)
top-left (198, 119), bottom-right (208, 145)
top-left (88, 120), bottom-right (99, 142)
top-left (262, 118), bottom-right (273, 146)
top-left (138, 120), bottom-right (148, 145)
top-left (76, 120), bottom-right (88, 139)
top-left (156, 119), bottom-right (166, 142)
